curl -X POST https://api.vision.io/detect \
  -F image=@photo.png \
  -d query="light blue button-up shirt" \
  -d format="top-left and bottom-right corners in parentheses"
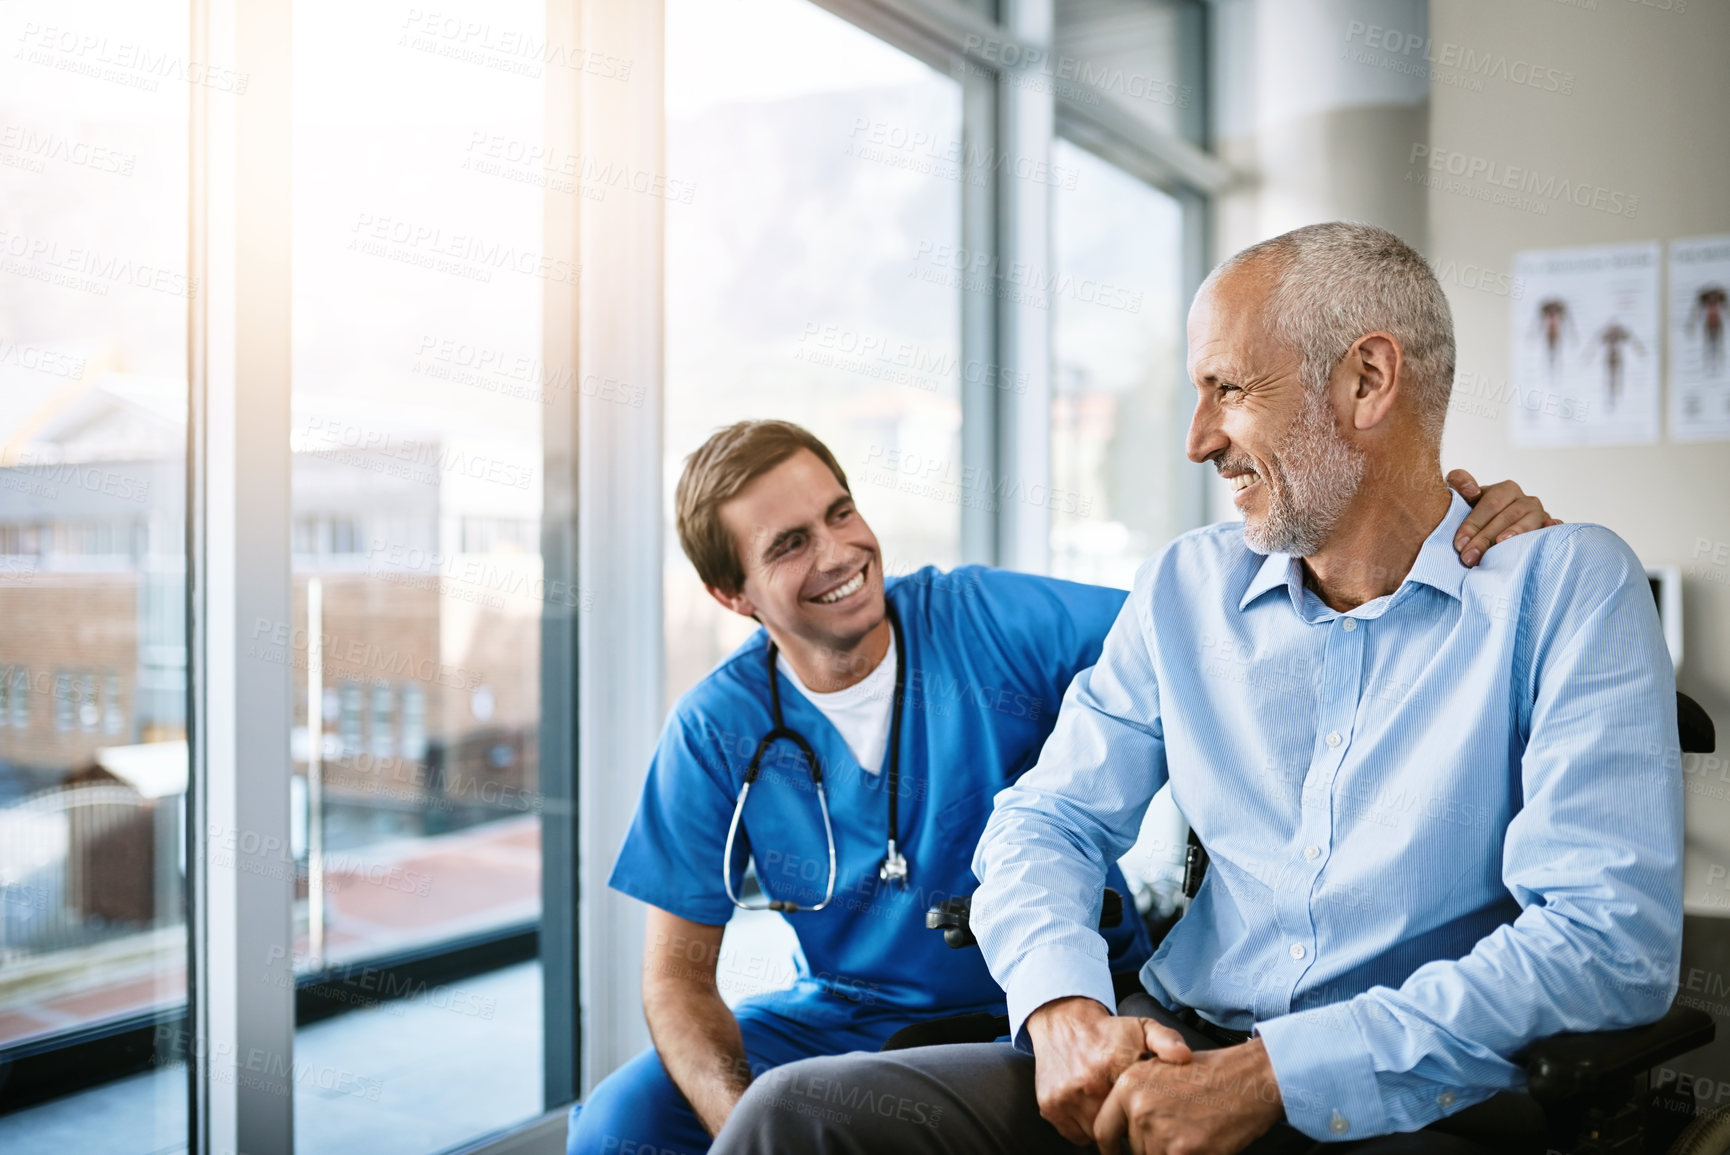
top-left (971, 493), bottom-right (1683, 1141)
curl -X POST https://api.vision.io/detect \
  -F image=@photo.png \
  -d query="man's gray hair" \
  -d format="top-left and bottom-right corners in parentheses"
top-left (1205, 222), bottom-right (1455, 440)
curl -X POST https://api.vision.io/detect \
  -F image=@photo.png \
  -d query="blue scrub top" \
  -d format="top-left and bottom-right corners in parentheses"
top-left (609, 565), bottom-right (1151, 1024)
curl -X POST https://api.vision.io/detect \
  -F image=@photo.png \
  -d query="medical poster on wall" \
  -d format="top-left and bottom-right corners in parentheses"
top-left (1509, 242), bottom-right (1661, 447)
top-left (1668, 235), bottom-right (1730, 442)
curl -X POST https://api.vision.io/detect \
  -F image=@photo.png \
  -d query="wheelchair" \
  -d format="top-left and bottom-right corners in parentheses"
top-left (889, 691), bottom-right (1730, 1155)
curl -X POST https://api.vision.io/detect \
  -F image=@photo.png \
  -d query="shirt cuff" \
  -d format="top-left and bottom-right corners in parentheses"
top-left (1002, 944), bottom-right (1118, 1052)
top-left (1255, 1003), bottom-right (1388, 1142)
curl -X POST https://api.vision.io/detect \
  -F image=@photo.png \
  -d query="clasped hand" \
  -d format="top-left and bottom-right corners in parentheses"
top-left (1026, 998), bottom-right (1284, 1155)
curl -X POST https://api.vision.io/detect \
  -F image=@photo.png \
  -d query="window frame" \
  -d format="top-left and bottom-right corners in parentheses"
top-left (810, 0), bottom-right (1221, 570)
top-left (0, 0), bottom-right (1218, 1151)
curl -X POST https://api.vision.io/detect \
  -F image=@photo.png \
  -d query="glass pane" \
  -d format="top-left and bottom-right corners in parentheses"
top-left (1054, 0), bottom-right (1207, 146)
top-left (290, 1), bottom-right (546, 1148)
top-left (1049, 140), bottom-right (1187, 587)
top-left (0, 0), bottom-right (190, 1148)
top-left (665, 0), bottom-right (965, 712)
top-left (1049, 137), bottom-right (1190, 908)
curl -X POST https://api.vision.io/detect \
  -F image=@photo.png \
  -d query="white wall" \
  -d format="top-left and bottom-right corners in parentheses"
top-left (1214, 0), bottom-right (1729, 911)
top-left (1426, 0), bottom-right (1730, 912)
top-left (1212, 0), bottom-right (1429, 254)
top-left (1209, 0), bottom-right (1431, 521)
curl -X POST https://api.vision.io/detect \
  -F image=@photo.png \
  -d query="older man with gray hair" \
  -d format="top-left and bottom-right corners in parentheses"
top-left (709, 222), bottom-right (1682, 1154)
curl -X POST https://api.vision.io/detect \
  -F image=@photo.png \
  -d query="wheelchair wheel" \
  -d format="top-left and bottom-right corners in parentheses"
top-left (1671, 1103), bottom-right (1730, 1155)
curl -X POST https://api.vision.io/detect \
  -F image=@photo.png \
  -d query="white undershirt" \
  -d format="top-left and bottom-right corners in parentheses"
top-left (776, 632), bottom-right (896, 774)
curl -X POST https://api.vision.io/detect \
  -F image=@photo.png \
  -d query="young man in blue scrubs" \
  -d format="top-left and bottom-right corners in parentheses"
top-left (566, 420), bottom-right (1554, 1155)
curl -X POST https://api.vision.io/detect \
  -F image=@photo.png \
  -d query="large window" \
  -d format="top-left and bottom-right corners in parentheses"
top-left (0, 0), bottom-right (1213, 1148)
top-left (287, 0), bottom-right (547, 1148)
top-left (1049, 138), bottom-right (1190, 588)
top-left (663, 0), bottom-right (967, 705)
top-left (0, 0), bottom-right (191, 1149)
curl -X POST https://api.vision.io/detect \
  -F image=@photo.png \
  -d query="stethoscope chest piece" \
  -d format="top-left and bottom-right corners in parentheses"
top-left (879, 839), bottom-right (909, 886)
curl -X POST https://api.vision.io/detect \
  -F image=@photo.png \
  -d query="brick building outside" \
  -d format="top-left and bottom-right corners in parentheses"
top-left (0, 377), bottom-right (542, 942)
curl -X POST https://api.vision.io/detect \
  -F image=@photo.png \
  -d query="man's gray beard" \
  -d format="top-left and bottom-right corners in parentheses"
top-left (1242, 394), bottom-right (1366, 557)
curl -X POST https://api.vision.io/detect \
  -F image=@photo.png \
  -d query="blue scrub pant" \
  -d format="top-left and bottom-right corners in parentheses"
top-left (565, 993), bottom-right (907, 1155)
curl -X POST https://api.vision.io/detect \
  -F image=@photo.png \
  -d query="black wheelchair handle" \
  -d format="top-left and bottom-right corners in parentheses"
top-left (926, 889), bottom-right (1123, 950)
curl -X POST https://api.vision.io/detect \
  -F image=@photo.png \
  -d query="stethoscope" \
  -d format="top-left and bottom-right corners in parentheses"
top-left (722, 602), bottom-right (910, 913)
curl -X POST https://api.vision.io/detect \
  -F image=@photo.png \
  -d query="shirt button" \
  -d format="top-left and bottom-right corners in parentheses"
top-left (1326, 731), bottom-right (1342, 748)
top-left (1438, 1091), bottom-right (1456, 1108)
top-left (1289, 943), bottom-right (1306, 960)
top-left (1329, 1111), bottom-right (1350, 1134)
top-left (1341, 618), bottom-right (1357, 632)
top-left (1304, 845), bottom-right (1321, 861)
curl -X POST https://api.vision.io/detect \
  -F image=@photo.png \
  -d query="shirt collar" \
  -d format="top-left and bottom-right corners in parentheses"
top-left (1237, 490), bottom-right (1473, 613)
top-left (1401, 491), bottom-right (1473, 602)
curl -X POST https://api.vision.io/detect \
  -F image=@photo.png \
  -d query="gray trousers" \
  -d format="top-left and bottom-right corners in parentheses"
top-left (710, 994), bottom-right (1525, 1155)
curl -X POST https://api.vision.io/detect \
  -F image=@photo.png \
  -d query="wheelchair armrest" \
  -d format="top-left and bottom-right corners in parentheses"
top-left (1517, 1002), bottom-right (1715, 1106)
top-left (926, 896), bottom-right (979, 949)
top-left (926, 889), bottom-right (1124, 950)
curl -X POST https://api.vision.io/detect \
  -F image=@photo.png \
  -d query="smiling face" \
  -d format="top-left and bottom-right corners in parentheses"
top-left (1184, 266), bottom-right (1366, 556)
top-left (711, 449), bottom-right (887, 663)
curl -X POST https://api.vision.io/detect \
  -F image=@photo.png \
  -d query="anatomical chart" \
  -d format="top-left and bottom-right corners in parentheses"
top-left (1669, 235), bottom-right (1730, 442)
top-left (1511, 242), bottom-right (1660, 447)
